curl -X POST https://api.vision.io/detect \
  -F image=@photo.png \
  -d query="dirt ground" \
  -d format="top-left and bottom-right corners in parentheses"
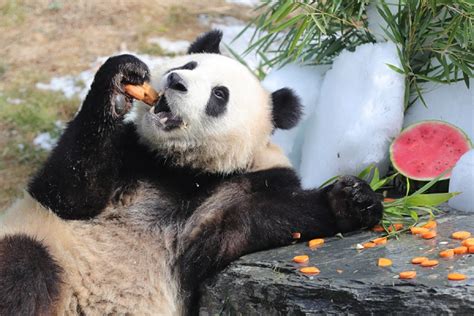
top-left (0, 0), bottom-right (254, 209)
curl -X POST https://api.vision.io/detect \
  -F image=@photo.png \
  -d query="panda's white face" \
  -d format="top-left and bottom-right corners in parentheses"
top-left (127, 54), bottom-right (275, 173)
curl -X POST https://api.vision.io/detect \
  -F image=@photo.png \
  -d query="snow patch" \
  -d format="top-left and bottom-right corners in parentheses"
top-left (300, 42), bottom-right (405, 188)
top-left (36, 53), bottom-right (169, 101)
top-left (403, 79), bottom-right (474, 142)
top-left (147, 37), bottom-right (190, 54)
top-left (263, 63), bottom-right (329, 169)
top-left (33, 132), bottom-right (57, 151)
top-left (6, 98), bottom-right (23, 105)
top-left (225, 0), bottom-right (260, 6)
top-left (36, 76), bottom-right (82, 99)
top-left (449, 149), bottom-right (474, 212)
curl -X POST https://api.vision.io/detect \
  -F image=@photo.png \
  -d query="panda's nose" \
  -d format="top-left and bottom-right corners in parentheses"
top-left (167, 73), bottom-right (187, 92)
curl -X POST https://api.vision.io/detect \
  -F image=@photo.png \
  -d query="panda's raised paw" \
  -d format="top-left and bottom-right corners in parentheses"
top-left (327, 176), bottom-right (383, 233)
top-left (88, 54), bottom-right (151, 117)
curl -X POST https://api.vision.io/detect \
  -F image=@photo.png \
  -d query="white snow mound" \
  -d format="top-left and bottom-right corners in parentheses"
top-left (300, 41), bottom-right (405, 188)
top-left (449, 149), bottom-right (474, 212)
top-left (404, 79), bottom-right (474, 141)
top-left (262, 63), bottom-right (328, 169)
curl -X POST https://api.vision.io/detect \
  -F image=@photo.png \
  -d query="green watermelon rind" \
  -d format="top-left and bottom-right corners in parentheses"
top-left (390, 120), bottom-right (473, 181)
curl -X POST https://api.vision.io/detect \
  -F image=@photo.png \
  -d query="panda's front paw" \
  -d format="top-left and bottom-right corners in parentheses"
top-left (327, 176), bottom-right (383, 233)
top-left (89, 54), bottom-right (151, 117)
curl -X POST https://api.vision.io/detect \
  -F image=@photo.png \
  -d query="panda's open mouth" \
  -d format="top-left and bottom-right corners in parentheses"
top-left (150, 96), bottom-right (185, 131)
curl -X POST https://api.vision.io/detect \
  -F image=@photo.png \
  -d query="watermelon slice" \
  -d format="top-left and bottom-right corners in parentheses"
top-left (390, 121), bottom-right (472, 181)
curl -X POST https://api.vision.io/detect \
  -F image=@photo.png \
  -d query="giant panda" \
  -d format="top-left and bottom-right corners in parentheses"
top-left (0, 30), bottom-right (383, 315)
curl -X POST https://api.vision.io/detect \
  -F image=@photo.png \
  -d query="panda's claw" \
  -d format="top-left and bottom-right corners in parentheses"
top-left (326, 176), bottom-right (383, 233)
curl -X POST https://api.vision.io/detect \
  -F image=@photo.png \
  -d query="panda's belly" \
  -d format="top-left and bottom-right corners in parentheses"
top-left (0, 193), bottom-right (181, 315)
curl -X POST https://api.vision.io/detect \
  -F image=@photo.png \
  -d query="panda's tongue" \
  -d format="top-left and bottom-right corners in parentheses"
top-left (152, 96), bottom-right (184, 130)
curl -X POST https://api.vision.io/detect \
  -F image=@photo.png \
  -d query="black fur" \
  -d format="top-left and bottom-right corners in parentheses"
top-left (0, 234), bottom-right (62, 315)
top-left (271, 88), bottom-right (303, 130)
top-left (28, 54), bottom-right (150, 219)
top-left (166, 61), bottom-right (198, 73)
top-left (187, 29), bottom-right (222, 54)
top-left (205, 86), bottom-right (229, 117)
top-left (21, 53), bottom-right (382, 314)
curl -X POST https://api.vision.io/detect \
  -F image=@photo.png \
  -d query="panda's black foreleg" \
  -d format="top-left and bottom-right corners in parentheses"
top-left (177, 173), bottom-right (382, 314)
top-left (28, 55), bottom-right (150, 220)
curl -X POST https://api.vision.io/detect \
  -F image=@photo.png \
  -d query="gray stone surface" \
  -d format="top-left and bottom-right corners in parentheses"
top-left (200, 210), bottom-right (474, 315)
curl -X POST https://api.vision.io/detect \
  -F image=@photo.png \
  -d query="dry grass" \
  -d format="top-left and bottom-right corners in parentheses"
top-left (0, 0), bottom-right (254, 208)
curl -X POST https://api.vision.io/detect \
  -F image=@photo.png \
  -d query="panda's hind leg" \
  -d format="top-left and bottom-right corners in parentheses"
top-left (0, 234), bottom-right (63, 315)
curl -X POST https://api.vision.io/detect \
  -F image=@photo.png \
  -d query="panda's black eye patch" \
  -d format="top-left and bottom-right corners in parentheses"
top-left (166, 61), bottom-right (197, 73)
top-left (206, 86), bottom-right (229, 117)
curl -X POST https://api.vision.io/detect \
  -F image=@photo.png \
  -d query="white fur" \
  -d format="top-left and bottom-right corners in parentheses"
top-left (126, 54), bottom-right (279, 174)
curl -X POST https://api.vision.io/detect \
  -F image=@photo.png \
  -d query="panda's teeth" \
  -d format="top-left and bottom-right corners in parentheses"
top-left (159, 117), bottom-right (169, 124)
top-left (149, 106), bottom-right (155, 114)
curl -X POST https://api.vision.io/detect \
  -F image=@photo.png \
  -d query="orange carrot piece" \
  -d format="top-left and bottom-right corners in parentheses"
top-left (394, 223), bottom-right (404, 230)
top-left (469, 246), bottom-right (474, 254)
top-left (451, 231), bottom-right (471, 240)
top-left (422, 221), bottom-right (437, 229)
top-left (399, 271), bottom-right (417, 279)
top-left (448, 273), bottom-right (467, 281)
top-left (373, 237), bottom-right (387, 245)
top-left (410, 227), bottom-right (430, 235)
top-left (378, 258), bottom-right (392, 267)
top-left (372, 225), bottom-right (385, 232)
top-left (439, 249), bottom-right (454, 258)
top-left (123, 84), bottom-right (145, 100)
top-left (388, 223), bottom-right (404, 232)
top-left (411, 257), bottom-right (429, 264)
top-left (123, 82), bottom-right (160, 106)
top-left (461, 238), bottom-right (474, 247)
top-left (421, 259), bottom-right (439, 267)
top-left (292, 232), bottom-right (301, 239)
top-left (308, 238), bottom-right (324, 248)
top-left (421, 231), bottom-right (437, 239)
top-left (299, 266), bottom-right (320, 275)
top-left (292, 255), bottom-right (309, 263)
top-left (363, 242), bottom-right (376, 248)
top-left (383, 198), bottom-right (396, 203)
top-left (453, 246), bottom-right (468, 255)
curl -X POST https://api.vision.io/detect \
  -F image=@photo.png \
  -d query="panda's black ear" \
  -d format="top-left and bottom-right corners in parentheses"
top-left (188, 30), bottom-right (223, 54)
top-left (271, 88), bottom-right (303, 130)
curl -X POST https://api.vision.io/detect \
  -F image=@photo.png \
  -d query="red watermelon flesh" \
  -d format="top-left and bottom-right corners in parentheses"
top-left (390, 121), bottom-right (472, 181)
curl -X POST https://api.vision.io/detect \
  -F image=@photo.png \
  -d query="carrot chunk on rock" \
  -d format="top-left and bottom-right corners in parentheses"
top-left (372, 225), bottom-right (384, 232)
top-left (422, 221), bottom-right (437, 229)
top-left (378, 258), bottom-right (392, 267)
top-left (439, 249), bottom-right (454, 258)
top-left (292, 255), bottom-right (309, 263)
top-left (308, 238), bottom-right (324, 248)
top-left (453, 246), bottom-right (468, 255)
top-left (411, 257), bottom-right (429, 264)
top-left (461, 238), bottom-right (474, 247)
top-left (300, 267), bottom-right (320, 275)
top-left (451, 231), bottom-right (471, 240)
top-left (421, 259), bottom-right (439, 267)
top-left (422, 231), bottom-right (437, 239)
top-left (373, 237), bottom-right (387, 245)
top-left (363, 242), bottom-right (376, 248)
top-left (410, 227), bottom-right (430, 235)
top-left (399, 271), bottom-right (417, 279)
top-left (448, 273), bottom-right (467, 281)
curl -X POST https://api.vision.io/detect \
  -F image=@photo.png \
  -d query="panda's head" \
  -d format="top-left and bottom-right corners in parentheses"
top-left (128, 30), bottom-right (302, 174)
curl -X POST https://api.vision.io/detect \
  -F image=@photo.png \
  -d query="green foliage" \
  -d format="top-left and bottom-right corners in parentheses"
top-left (357, 165), bottom-right (458, 237)
top-left (377, 0), bottom-right (473, 108)
top-left (241, 0), bottom-right (374, 66)
top-left (241, 0), bottom-right (473, 109)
